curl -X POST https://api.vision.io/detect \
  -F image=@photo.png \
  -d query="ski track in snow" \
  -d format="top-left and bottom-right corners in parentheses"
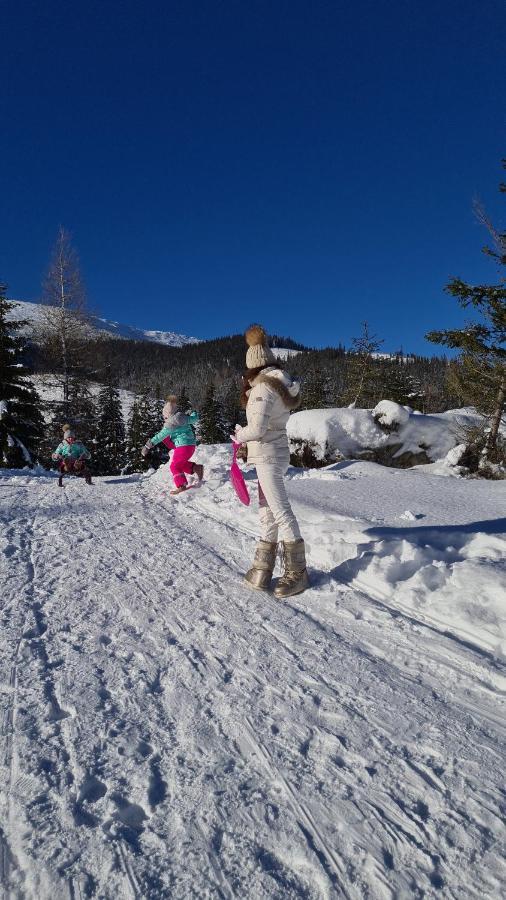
top-left (0, 474), bottom-right (505, 899)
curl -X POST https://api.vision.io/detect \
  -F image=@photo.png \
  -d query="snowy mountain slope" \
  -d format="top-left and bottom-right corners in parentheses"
top-left (8, 300), bottom-right (201, 347)
top-left (32, 374), bottom-right (137, 422)
top-left (0, 452), bottom-right (505, 897)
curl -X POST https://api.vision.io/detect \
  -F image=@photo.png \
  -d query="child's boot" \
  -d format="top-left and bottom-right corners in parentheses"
top-left (274, 539), bottom-right (309, 598)
top-left (192, 463), bottom-right (204, 481)
top-left (245, 541), bottom-right (277, 591)
top-left (170, 485), bottom-right (188, 495)
top-left (58, 473), bottom-right (64, 487)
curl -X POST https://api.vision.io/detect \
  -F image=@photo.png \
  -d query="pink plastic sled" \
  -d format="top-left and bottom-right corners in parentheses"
top-left (230, 442), bottom-right (250, 505)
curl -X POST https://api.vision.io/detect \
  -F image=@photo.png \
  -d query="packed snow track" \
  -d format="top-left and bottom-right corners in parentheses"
top-left (0, 469), bottom-right (505, 899)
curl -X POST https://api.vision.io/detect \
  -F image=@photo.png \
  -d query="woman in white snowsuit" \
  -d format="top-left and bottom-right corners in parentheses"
top-left (234, 325), bottom-right (309, 598)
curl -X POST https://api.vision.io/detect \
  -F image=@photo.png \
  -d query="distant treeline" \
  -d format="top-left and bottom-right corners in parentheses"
top-left (29, 331), bottom-right (458, 415)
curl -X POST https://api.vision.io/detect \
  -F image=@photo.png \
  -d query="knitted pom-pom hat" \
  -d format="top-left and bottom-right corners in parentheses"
top-left (245, 324), bottom-right (276, 370)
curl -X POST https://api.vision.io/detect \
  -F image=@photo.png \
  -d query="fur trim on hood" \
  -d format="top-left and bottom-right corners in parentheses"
top-left (163, 411), bottom-right (189, 428)
top-left (251, 368), bottom-right (301, 410)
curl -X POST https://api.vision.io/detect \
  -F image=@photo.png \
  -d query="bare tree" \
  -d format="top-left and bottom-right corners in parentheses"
top-left (37, 227), bottom-right (90, 408)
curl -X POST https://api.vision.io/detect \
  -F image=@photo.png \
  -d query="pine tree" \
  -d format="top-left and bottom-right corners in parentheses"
top-left (218, 377), bottom-right (244, 434)
top-left (301, 368), bottom-right (328, 409)
top-left (95, 383), bottom-right (126, 475)
top-left (0, 284), bottom-right (45, 467)
top-left (427, 160), bottom-right (506, 463)
top-left (345, 322), bottom-right (384, 407)
top-left (379, 361), bottom-right (424, 410)
top-left (125, 389), bottom-right (161, 472)
top-left (39, 379), bottom-right (97, 468)
top-left (199, 382), bottom-right (227, 443)
top-left (125, 398), bottom-right (144, 473)
top-left (178, 385), bottom-right (192, 414)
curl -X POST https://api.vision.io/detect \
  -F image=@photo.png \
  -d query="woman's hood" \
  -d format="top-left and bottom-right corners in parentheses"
top-left (252, 367), bottom-right (301, 409)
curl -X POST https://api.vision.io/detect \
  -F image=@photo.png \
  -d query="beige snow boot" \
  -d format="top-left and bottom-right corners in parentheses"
top-left (244, 541), bottom-right (277, 591)
top-left (274, 539), bottom-right (309, 599)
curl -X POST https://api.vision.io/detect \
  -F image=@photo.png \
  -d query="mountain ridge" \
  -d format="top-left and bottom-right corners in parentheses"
top-left (8, 299), bottom-right (201, 348)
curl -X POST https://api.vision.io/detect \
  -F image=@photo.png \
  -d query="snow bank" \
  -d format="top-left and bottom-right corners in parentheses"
top-left (155, 446), bottom-right (506, 658)
top-left (287, 405), bottom-right (481, 466)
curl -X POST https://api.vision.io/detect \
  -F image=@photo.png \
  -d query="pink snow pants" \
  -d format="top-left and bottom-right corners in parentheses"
top-left (170, 445), bottom-right (195, 487)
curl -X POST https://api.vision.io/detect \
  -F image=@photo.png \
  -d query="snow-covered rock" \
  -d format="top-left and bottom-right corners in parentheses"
top-left (287, 405), bottom-right (482, 468)
top-left (373, 399), bottom-right (410, 430)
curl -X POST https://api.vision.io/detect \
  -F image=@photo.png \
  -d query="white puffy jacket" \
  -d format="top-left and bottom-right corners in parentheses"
top-left (235, 367), bottom-right (301, 463)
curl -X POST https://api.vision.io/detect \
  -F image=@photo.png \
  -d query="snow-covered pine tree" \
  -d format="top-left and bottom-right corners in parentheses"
top-left (0, 284), bottom-right (45, 467)
top-left (199, 382), bottom-right (227, 443)
top-left (95, 383), bottom-right (126, 475)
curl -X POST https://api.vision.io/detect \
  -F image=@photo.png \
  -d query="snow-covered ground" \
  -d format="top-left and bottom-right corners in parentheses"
top-left (1, 449), bottom-right (505, 898)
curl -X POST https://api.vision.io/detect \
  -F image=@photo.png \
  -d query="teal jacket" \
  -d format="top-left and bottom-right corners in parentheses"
top-left (147, 411), bottom-right (199, 449)
top-left (52, 440), bottom-right (91, 460)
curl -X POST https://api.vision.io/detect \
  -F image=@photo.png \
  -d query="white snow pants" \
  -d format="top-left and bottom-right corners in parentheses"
top-left (255, 455), bottom-right (302, 543)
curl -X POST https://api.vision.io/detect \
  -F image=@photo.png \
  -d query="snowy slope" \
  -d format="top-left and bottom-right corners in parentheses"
top-left (0, 453), bottom-right (505, 898)
top-left (32, 374), bottom-right (137, 422)
top-left (8, 300), bottom-right (200, 347)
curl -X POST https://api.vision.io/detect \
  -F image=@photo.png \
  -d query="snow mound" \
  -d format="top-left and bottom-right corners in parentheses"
top-left (373, 400), bottom-right (410, 429)
top-left (287, 406), bottom-right (481, 465)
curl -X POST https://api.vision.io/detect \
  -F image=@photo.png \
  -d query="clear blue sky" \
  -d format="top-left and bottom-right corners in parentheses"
top-left (1, 0), bottom-right (504, 353)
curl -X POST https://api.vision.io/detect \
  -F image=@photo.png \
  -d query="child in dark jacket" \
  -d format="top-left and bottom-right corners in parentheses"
top-left (142, 395), bottom-right (203, 494)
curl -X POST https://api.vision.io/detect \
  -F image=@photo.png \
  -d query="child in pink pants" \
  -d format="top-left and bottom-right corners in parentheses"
top-left (142, 395), bottom-right (202, 494)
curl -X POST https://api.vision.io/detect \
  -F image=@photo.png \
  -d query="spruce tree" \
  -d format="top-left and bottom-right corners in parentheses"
top-left (178, 385), bottom-right (192, 414)
top-left (427, 160), bottom-right (506, 462)
top-left (218, 377), bottom-right (244, 434)
top-left (0, 284), bottom-right (45, 467)
top-left (95, 383), bottom-right (126, 475)
top-left (125, 398), bottom-right (144, 472)
top-left (379, 361), bottom-right (424, 410)
top-left (301, 368), bottom-right (328, 409)
top-left (125, 389), bottom-right (162, 472)
top-left (345, 322), bottom-right (384, 407)
top-left (39, 378), bottom-right (98, 469)
top-left (199, 382), bottom-right (227, 443)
